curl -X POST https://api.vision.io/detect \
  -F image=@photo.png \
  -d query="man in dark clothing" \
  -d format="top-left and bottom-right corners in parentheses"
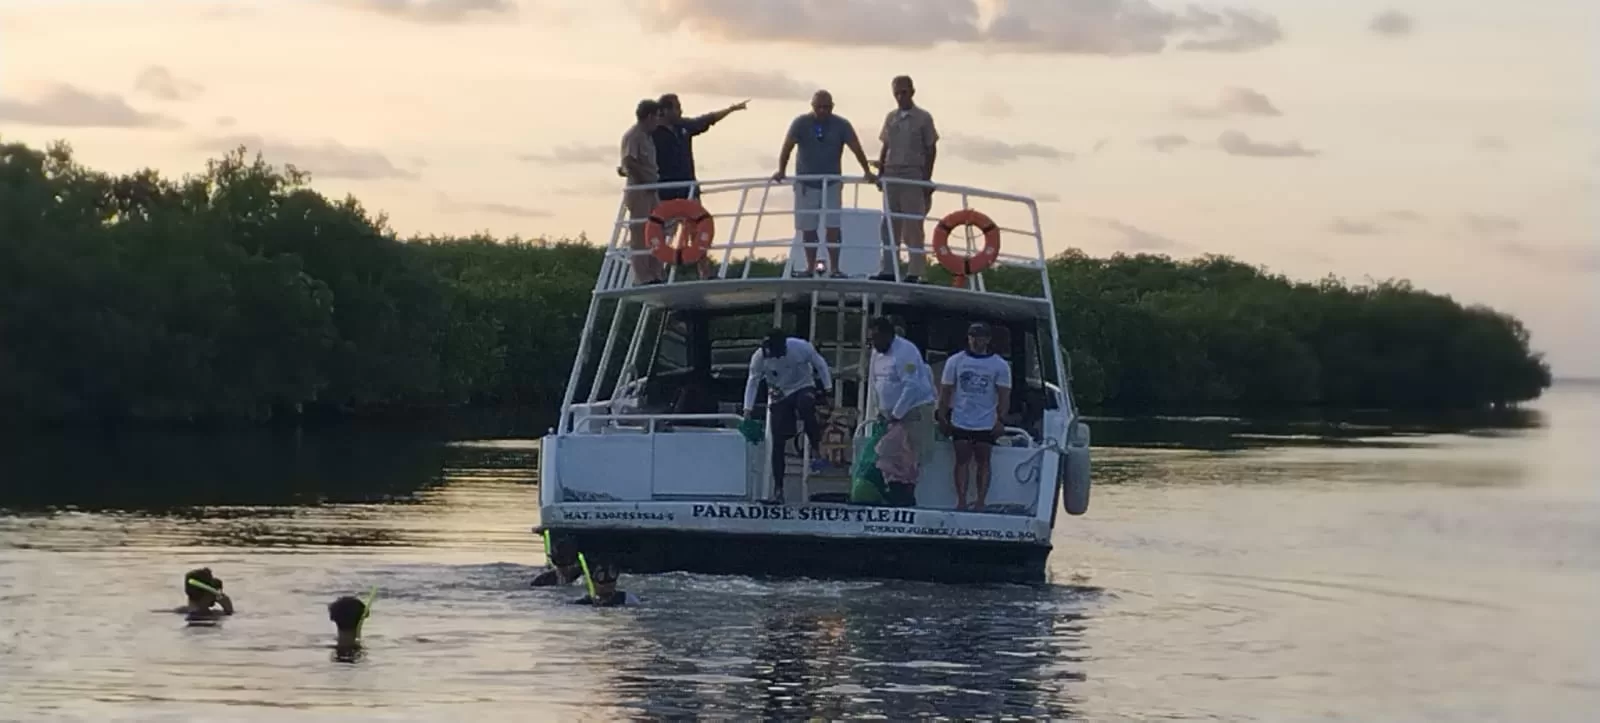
top-left (654, 94), bottom-right (748, 201)
top-left (653, 94), bottom-right (747, 279)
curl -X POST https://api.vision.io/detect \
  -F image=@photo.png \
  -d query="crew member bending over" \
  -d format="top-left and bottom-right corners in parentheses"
top-left (937, 322), bottom-right (1012, 512)
top-left (744, 329), bottom-right (834, 503)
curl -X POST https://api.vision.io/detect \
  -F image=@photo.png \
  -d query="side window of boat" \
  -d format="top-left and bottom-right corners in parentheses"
top-left (651, 314), bottom-right (690, 375)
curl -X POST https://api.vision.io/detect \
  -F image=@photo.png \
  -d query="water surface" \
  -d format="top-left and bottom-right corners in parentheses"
top-left (2, 387), bottom-right (1596, 720)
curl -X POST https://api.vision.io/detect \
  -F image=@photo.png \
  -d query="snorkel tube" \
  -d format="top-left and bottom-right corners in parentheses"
top-left (577, 552), bottom-right (598, 600)
top-left (186, 578), bottom-right (222, 596)
top-left (357, 586), bottom-right (378, 639)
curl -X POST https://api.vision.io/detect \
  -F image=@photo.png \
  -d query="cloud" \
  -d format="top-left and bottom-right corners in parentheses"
top-left (329, 0), bottom-right (515, 23)
top-left (1474, 135), bottom-right (1509, 152)
top-left (203, 134), bottom-right (417, 180)
top-left (1328, 217), bottom-right (1380, 236)
top-left (551, 180), bottom-right (625, 198)
top-left (1369, 10), bottom-right (1416, 38)
top-left (1376, 209), bottom-right (1424, 222)
top-left (134, 66), bottom-right (204, 102)
top-left (1143, 134), bottom-right (1190, 152)
top-left (518, 143), bottom-right (614, 165)
top-left (1217, 130), bottom-right (1318, 158)
top-left (628, 0), bottom-right (1283, 55)
top-left (215, 116), bottom-right (237, 128)
top-left (1032, 191), bottom-right (1062, 203)
top-left (438, 194), bottom-right (552, 219)
top-left (1098, 218), bottom-right (1187, 251)
top-left (978, 93), bottom-right (1013, 119)
top-left (1092, 138), bottom-right (1110, 153)
top-left (944, 135), bottom-right (1073, 165)
top-left (1494, 242), bottom-right (1600, 274)
top-left (1463, 213), bottom-right (1521, 236)
top-left (1174, 86), bottom-right (1281, 118)
top-left (659, 68), bottom-right (814, 101)
top-left (1326, 210), bottom-right (1424, 235)
top-left (0, 84), bottom-right (179, 128)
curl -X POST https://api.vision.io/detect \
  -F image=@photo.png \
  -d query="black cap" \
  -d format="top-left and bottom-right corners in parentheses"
top-left (967, 322), bottom-right (992, 337)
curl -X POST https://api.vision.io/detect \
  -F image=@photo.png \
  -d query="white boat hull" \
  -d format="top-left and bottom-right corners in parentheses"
top-left (539, 501), bottom-right (1054, 583)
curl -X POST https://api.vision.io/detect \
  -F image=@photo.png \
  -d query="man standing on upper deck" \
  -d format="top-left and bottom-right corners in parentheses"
top-left (773, 90), bottom-right (877, 278)
top-left (874, 75), bottom-right (940, 284)
top-left (654, 94), bottom-right (748, 280)
top-left (655, 94), bottom-right (749, 203)
top-left (744, 329), bottom-right (835, 504)
top-left (620, 98), bottom-right (666, 285)
top-left (868, 316), bottom-right (937, 505)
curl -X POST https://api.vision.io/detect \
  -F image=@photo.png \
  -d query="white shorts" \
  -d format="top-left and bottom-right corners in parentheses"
top-left (794, 182), bottom-right (843, 232)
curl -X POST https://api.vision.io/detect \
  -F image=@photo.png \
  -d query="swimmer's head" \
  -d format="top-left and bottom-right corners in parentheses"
top-left (328, 595), bottom-right (367, 635)
top-left (549, 536), bottom-right (580, 568)
top-left (184, 568), bottom-right (223, 605)
top-left (587, 560), bottom-right (620, 596)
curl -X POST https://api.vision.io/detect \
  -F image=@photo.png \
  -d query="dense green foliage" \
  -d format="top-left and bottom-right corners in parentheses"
top-left (0, 140), bottom-right (1550, 424)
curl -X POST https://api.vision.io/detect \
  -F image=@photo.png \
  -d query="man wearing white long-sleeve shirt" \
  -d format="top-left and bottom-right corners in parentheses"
top-left (744, 329), bottom-right (834, 503)
top-left (868, 316), bottom-right (936, 504)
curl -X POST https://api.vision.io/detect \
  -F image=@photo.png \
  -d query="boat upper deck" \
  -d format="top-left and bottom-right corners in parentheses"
top-left (593, 174), bottom-right (1059, 317)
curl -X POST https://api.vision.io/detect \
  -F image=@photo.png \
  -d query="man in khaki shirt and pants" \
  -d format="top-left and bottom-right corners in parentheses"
top-left (620, 99), bottom-right (666, 285)
top-left (874, 75), bottom-right (939, 283)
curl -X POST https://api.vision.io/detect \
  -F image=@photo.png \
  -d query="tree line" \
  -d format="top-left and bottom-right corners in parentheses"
top-left (0, 140), bottom-right (1551, 425)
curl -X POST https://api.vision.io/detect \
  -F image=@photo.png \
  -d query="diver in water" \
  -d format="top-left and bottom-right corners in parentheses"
top-left (571, 561), bottom-right (640, 607)
top-left (176, 567), bottom-right (234, 619)
top-left (328, 595), bottom-right (367, 662)
top-left (531, 534), bottom-right (584, 587)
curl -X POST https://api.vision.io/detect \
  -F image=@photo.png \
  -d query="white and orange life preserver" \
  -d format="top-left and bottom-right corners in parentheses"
top-left (930, 208), bottom-right (1001, 287)
top-left (643, 199), bottom-right (716, 266)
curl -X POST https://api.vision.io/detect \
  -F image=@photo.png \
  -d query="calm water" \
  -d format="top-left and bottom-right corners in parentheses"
top-left (1, 387), bottom-right (1597, 721)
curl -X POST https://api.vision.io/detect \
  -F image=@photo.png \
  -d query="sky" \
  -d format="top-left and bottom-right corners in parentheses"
top-left (1, 0), bottom-right (1596, 375)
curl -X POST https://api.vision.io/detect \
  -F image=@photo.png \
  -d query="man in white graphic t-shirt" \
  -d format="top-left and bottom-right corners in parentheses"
top-left (744, 329), bottom-right (834, 503)
top-left (936, 322), bottom-right (1013, 512)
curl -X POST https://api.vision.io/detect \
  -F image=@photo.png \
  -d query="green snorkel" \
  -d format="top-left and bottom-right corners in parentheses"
top-left (577, 552), bottom-right (598, 600)
top-left (185, 578), bottom-right (221, 596)
top-left (356, 586), bottom-right (378, 639)
top-left (543, 530), bottom-right (555, 566)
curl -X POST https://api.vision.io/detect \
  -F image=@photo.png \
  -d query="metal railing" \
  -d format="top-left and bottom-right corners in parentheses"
top-left (600, 174), bottom-right (1052, 294)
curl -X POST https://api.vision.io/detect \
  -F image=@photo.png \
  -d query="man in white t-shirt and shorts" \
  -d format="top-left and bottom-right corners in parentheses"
top-left (936, 322), bottom-right (1013, 512)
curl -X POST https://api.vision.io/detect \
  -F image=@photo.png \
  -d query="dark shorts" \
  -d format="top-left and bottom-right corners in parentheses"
top-left (770, 388), bottom-right (818, 440)
top-left (949, 427), bottom-right (998, 444)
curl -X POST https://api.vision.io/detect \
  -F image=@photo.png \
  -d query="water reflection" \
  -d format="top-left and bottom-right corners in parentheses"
top-left (1089, 404), bottom-right (1544, 450)
top-left (602, 578), bottom-right (1097, 719)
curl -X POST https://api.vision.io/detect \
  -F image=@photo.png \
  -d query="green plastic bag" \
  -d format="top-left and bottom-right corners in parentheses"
top-left (738, 417), bottom-right (764, 444)
top-left (849, 420), bottom-right (889, 504)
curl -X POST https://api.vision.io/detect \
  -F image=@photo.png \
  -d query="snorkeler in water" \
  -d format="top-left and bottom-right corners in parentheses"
top-left (571, 561), bottom-right (639, 607)
top-left (176, 567), bottom-right (234, 619)
top-left (328, 595), bottom-right (367, 661)
top-left (531, 534), bottom-right (584, 587)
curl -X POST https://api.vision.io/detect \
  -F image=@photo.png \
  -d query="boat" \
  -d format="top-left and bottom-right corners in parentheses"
top-left (536, 173), bottom-right (1092, 584)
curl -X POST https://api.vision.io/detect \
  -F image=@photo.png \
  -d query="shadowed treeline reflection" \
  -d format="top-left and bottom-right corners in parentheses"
top-left (0, 407), bottom-right (553, 513)
top-left (0, 426), bottom-right (452, 510)
top-left (593, 577), bottom-right (1096, 719)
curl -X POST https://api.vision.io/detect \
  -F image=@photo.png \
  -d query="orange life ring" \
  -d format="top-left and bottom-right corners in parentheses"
top-left (931, 209), bottom-right (1001, 287)
top-left (644, 199), bottom-right (716, 266)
